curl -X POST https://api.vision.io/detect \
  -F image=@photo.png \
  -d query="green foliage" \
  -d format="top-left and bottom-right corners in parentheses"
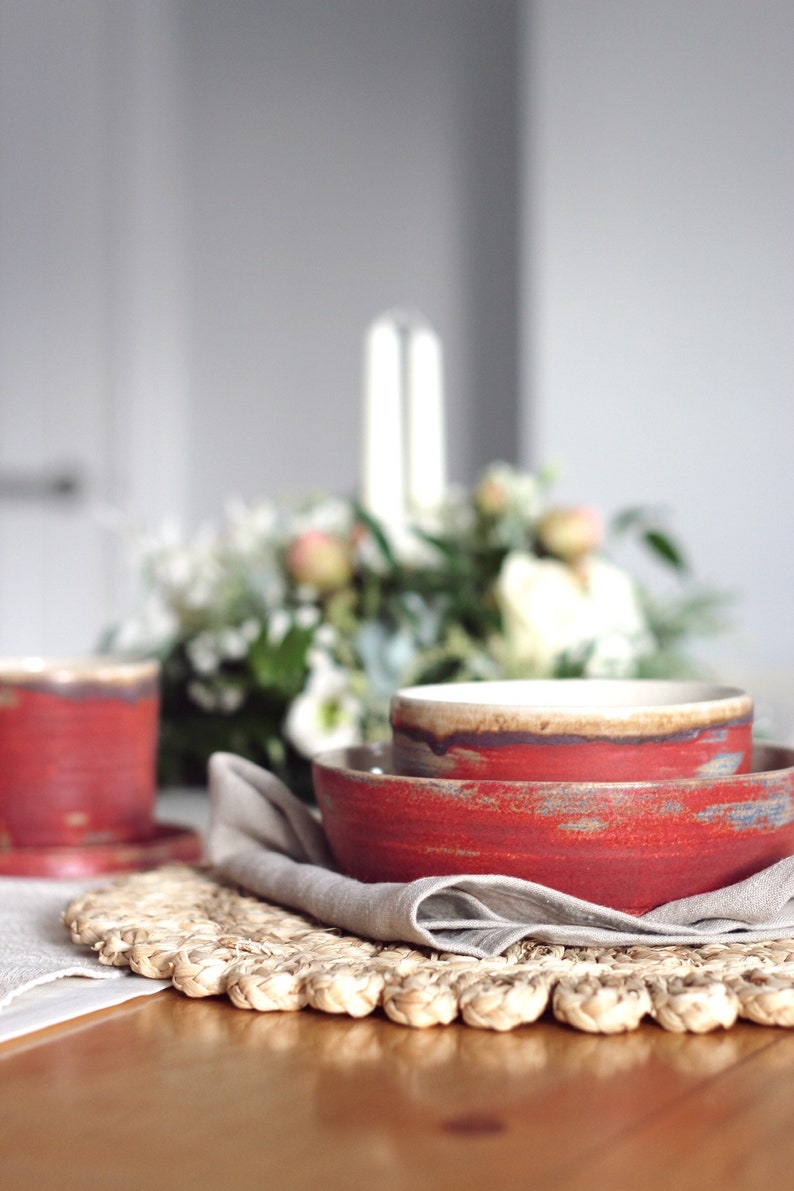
top-left (249, 623), bottom-right (314, 697)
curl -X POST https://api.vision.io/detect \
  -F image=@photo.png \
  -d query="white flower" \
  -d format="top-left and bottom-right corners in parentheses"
top-left (289, 495), bottom-right (355, 540)
top-left (351, 522), bottom-right (439, 573)
top-left (312, 623), bottom-right (337, 650)
top-left (474, 462), bottom-right (542, 523)
top-left (187, 680), bottom-right (213, 711)
top-left (294, 604), bottom-right (321, 630)
top-left (493, 552), bottom-right (651, 676)
top-left (137, 521), bottom-right (232, 615)
top-left (187, 679), bottom-right (245, 714)
top-left (305, 623), bottom-right (339, 672)
top-left (108, 592), bottom-right (178, 654)
top-left (494, 555), bottom-right (587, 675)
top-left (584, 632), bottom-right (639, 678)
top-left (389, 524), bottom-right (443, 569)
top-left (218, 685), bottom-right (245, 713)
top-left (284, 662), bottom-right (363, 758)
top-left (186, 633), bottom-right (221, 675)
top-left (439, 483), bottom-right (476, 535)
top-left (216, 626), bottom-right (250, 660)
top-left (186, 624), bottom-right (252, 675)
top-left (585, 557), bottom-right (652, 647)
top-left (266, 608), bottom-right (292, 645)
top-left (240, 617), bottom-right (262, 644)
top-left (223, 496), bottom-right (279, 558)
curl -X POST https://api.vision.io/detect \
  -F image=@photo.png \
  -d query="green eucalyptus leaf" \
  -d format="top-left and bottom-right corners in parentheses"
top-left (643, 529), bottom-right (688, 573)
top-left (249, 622), bottom-right (314, 695)
top-left (610, 506), bottom-right (650, 535)
top-left (352, 504), bottom-right (400, 573)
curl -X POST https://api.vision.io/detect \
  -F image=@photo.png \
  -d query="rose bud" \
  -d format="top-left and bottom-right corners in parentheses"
top-left (536, 506), bottom-right (602, 563)
top-left (473, 473), bottom-right (509, 518)
top-left (286, 530), bottom-right (353, 592)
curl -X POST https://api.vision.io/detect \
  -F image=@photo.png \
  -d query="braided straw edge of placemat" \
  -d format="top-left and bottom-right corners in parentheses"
top-left (63, 864), bottom-right (794, 1034)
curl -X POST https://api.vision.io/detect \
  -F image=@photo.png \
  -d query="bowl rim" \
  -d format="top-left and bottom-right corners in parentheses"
top-left (0, 657), bottom-right (160, 685)
top-left (390, 679), bottom-right (753, 737)
top-left (312, 740), bottom-right (792, 790)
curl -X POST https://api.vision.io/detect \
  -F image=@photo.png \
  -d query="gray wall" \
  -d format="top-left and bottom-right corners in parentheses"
top-left (0, 0), bottom-right (519, 652)
top-left (521, 0), bottom-right (794, 735)
top-left (180, 0), bottom-right (519, 517)
top-left (2, 0), bottom-right (793, 741)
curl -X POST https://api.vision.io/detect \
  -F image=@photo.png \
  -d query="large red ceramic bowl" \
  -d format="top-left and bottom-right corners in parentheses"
top-left (390, 679), bottom-right (754, 782)
top-left (312, 741), bottom-right (794, 915)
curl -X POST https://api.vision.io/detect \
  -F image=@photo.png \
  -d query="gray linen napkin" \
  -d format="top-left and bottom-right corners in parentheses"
top-left (207, 752), bottom-right (794, 958)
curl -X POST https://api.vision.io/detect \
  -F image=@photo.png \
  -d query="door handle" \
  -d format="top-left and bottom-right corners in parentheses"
top-left (0, 468), bottom-right (84, 502)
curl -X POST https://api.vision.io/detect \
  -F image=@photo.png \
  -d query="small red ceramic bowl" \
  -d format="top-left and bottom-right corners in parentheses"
top-left (390, 679), bottom-right (753, 782)
top-left (312, 742), bottom-right (794, 915)
top-left (0, 656), bottom-right (160, 850)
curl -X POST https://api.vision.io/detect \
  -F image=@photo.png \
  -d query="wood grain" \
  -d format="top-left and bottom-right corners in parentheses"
top-left (0, 992), bottom-right (788, 1190)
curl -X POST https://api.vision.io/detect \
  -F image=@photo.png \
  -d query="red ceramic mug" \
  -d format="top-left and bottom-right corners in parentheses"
top-left (390, 679), bottom-right (754, 783)
top-left (0, 657), bottom-right (160, 850)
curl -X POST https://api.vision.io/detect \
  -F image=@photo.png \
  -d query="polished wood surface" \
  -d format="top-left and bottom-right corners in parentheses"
top-left (1, 992), bottom-right (792, 1190)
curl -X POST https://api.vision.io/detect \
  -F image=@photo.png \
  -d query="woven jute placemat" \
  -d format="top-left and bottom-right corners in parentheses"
top-left (63, 864), bottom-right (794, 1035)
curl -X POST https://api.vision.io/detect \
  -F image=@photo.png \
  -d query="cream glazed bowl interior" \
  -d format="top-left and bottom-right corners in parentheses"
top-left (389, 679), bottom-right (754, 783)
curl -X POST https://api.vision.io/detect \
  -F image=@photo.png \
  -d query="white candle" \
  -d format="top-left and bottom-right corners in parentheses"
top-left (361, 316), bottom-right (404, 523)
top-left (407, 324), bottom-right (446, 515)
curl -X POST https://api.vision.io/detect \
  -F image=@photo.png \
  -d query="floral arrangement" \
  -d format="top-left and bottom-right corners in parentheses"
top-left (105, 463), bottom-right (727, 797)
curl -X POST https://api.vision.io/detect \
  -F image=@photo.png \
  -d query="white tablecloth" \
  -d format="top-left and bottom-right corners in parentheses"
top-left (0, 791), bottom-right (208, 1044)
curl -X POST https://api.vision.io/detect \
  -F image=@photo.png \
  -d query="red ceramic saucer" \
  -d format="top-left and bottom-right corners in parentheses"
top-left (0, 822), bottom-right (203, 878)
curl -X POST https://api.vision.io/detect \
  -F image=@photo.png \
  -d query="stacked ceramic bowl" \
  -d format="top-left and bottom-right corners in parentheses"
top-left (312, 679), bottom-right (794, 915)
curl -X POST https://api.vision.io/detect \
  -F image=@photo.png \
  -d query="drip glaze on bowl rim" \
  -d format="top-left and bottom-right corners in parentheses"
top-left (390, 679), bottom-right (754, 782)
top-left (314, 740), bottom-right (788, 785)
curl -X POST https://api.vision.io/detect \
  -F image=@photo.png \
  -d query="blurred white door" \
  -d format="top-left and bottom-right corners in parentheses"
top-left (0, 4), bottom-right (115, 654)
top-left (0, 1), bottom-right (187, 656)
top-left (0, 435), bottom-right (113, 657)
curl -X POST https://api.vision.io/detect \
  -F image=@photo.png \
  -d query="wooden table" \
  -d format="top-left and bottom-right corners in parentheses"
top-left (1, 990), bottom-right (792, 1190)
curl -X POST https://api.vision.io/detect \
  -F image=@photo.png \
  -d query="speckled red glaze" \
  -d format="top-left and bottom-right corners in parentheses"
top-left (391, 679), bottom-right (754, 782)
top-left (0, 657), bottom-right (160, 851)
top-left (312, 742), bottom-right (794, 916)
